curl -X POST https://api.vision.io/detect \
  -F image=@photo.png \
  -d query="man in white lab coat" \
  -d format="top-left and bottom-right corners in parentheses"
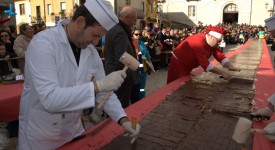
top-left (18, 0), bottom-right (141, 149)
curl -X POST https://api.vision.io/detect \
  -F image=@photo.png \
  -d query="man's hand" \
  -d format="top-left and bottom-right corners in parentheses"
top-left (228, 66), bottom-right (241, 72)
top-left (224, 62), bottom-right (241, 72)
top-left (4, 55), bottom-right (10, 61)
top-left (220, 72), bottom-right (231, 81)
top-left (122, 121), bottom-right (141, 143)
top-left (210, 67), bottom-right (231, 80)
top-left (95, 70), bottom-right (126, 92)
top-left (6, 40), bottom-right (11, 44)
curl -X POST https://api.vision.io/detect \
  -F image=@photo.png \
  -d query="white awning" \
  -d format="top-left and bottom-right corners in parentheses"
top-left (163, 12), bottom-right (196, 27)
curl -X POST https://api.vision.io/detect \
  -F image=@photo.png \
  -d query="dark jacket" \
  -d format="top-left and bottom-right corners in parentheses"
top-left (0, 51), bottom-right (16, 75)
top-left (104, 20), bottom-right (140, 108)
top-left (104, 20), bottom-right (140, 84)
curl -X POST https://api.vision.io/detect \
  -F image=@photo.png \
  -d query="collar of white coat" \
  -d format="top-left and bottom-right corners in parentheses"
top-left (58, 19), bottom-right (71, 45)
top-left (57, 19), bottom-right (94, 50)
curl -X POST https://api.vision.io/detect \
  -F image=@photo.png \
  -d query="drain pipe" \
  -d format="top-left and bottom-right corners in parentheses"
top-left (249, 0), bottom-right (252, 25)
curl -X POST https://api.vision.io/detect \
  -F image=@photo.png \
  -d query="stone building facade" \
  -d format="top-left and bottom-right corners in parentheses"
top-left (162, 0), bottom-right (274, 27)
top-left (1, 0), bottom-right (274, 29)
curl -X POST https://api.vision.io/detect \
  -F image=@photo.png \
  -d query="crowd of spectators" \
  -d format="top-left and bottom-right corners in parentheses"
top-left (0, 19), bottom-right (274, 146)
top-left (120, 22), bottom-right (273, 72)
top-left (0, 21), bottom-right (272, 76)
top-left (146, 22), bottom-right (272, 47)
top-left (0, 23), bottom-right (46, 76)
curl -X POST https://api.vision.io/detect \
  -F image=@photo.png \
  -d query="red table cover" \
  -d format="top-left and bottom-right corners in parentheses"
top-left (0, 82), bottom-right (23, 122)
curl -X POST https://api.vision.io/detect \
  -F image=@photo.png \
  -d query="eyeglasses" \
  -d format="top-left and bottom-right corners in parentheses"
top-left (1, 35), bottom-right (8, 37)
top-left (134, 33), bottom-right (141, 36)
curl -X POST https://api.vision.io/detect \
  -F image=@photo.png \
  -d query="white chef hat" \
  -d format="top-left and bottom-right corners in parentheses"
top-left (84, 0), bottom-right (119, 30)
top-left (265, 15), bottom-right (275, 31)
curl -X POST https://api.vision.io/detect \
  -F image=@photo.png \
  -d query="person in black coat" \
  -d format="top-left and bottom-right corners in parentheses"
top-left (0, 30), bottom-right (17, 68)
top-left (0, 41), bottom-right (16, 75)
top-left (104, 6), bottom-right (140, 108)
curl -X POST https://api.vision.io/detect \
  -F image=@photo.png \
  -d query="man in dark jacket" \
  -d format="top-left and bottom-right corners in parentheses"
top-left (104, 6), bottom-right (140, 108)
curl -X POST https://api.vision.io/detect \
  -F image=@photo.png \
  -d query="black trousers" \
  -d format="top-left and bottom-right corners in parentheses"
top-left (115, 76), bottom-right (134, 108)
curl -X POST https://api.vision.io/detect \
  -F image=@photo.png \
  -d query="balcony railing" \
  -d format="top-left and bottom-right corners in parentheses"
top-left (0, 57), bottom-right (21, 62)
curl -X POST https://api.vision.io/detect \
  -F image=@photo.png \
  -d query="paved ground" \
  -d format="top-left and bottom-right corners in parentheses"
top-left (0, 124), bottom-right (17, 150)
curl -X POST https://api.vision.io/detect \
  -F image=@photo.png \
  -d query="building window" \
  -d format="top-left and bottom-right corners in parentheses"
top-left (224, 3), bottom-right (238, 13)
top-left (188, 5), bottom-right (195, 17)
top-left (36, 6), bottom-right (41, 20)
top-left (126, 0), bottom-right (131, 5)
top-left (19, 4), bottom-right (25, 15)
top-left (60, 2), bottom-right (66, 11)
top-left (47, 4), bottom-right (52, 15)
top-left (142, 2), bottom-right (144, 12)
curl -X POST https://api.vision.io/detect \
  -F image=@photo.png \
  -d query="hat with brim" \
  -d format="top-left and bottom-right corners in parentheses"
top-left (84, 0), bottom-right (119, 30)
top-left (265, 15), bottom-right (275, 31)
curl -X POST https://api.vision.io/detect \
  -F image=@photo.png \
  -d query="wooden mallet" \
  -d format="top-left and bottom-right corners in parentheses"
top-left (97, 52), bottom-right (140, 109)
top-left (232, 117), bottom-right (253, 144)
top-left (232, 117), bottom-right (268, 150)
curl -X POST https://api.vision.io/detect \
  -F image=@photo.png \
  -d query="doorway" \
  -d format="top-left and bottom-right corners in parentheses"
top-left (223, 3), bottom-right (238, 24)
top-left (223, 13), bottom-right (238, 24)
top-left (36, 6), bottom-right (41, 23)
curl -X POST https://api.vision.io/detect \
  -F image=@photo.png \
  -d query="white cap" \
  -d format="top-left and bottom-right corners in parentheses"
top-left (265, 15), bottom-right (275, 31)
top-left (84, 0), bottom-right (119, 30)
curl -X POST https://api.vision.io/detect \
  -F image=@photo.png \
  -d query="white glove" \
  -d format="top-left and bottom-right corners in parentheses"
top-left (90, 104), bottom-right (104, 124)
top-left (96, 70), bottom-right (126, 92)
top-left (264, 122), bottom-right (275, 135)
top-left (122, 122), bottom-right (141, 143)
top-left (251, 107), bottom-right (273, 117)
top-left (263, 122), bottom-right (275, 142)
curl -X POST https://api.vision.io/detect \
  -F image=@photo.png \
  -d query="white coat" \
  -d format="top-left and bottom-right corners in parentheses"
top-left (18, 20), bottom-right (126, 150)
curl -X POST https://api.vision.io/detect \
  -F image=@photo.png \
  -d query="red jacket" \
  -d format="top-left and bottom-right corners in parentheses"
top-left (167, 33), bottom-right (226, 83)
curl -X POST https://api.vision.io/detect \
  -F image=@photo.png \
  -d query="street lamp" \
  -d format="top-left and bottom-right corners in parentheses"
top-left (157, 4), bottom-right (163, 27)
top-left (265, 2), bottom-right (269, 10)
top-left (156, 11), bottom-right (160, 23)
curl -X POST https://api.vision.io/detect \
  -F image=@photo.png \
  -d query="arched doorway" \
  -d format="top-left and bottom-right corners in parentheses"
top-left (223, 3), bottom-right (238, 24)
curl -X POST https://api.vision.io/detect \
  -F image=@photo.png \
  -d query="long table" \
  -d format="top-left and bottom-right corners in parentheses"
top-left (0, 82), bottom-right (23, 122)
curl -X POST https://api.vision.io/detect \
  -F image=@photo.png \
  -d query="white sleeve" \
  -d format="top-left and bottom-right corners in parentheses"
top-left (101, 93), bottom-right (127, 122)
top-left (221, 58), bottom-right (229, 66)
top-left (206, 64), bottom-right (214, 72)
top-left (90, 47), bottom-right (127, 123)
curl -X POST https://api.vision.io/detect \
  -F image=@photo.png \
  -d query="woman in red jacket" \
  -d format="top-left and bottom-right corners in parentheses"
top-left (167, 26), bottom-right (240, 84)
